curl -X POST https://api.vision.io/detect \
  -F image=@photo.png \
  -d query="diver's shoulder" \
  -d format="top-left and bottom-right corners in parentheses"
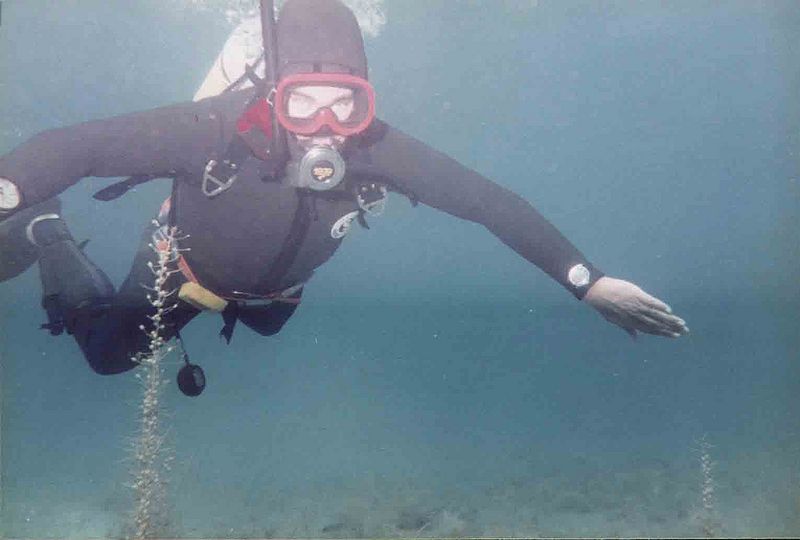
top-left (355, 119), bottom-right (431, 152)
top-left (84, 88), bottom-right (254, 125)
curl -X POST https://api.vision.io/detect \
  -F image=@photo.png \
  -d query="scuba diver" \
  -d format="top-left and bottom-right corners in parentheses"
top-left (0, 0), bottom-right (688, 396)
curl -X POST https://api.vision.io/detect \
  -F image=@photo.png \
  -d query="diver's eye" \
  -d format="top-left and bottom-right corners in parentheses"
top-left (286, 93), bottom-right (316, 119)
top-left (330, 97), bottom-right (355, 121)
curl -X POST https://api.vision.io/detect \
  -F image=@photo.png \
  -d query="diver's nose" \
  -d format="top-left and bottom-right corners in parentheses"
top-left (311, 136), bottom-right (336, 146)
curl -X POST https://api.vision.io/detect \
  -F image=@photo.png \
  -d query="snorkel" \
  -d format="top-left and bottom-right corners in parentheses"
top-left (260, 0), bottom-right (289, 170)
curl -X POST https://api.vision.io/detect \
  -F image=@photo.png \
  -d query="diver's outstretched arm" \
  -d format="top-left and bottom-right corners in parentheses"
top-left (365, 121), bottom-right (688, 338)
top-left (0, 94), bottom-right (238, 215)
top-left (365, 121), bottom-right (603, 300)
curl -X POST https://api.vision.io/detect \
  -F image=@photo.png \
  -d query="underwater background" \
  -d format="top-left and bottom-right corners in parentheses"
top-left (1, 0), bottom-right (798, 537)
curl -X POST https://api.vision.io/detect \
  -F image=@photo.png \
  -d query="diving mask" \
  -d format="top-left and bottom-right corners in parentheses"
top-left (275, 73), bottom-right (375, 137)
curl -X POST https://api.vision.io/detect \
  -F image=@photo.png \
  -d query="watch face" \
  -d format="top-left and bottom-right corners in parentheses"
top-left (0, 177), bottom-right (21, 211)
top-left (568, 264), bottom-right (591, 288)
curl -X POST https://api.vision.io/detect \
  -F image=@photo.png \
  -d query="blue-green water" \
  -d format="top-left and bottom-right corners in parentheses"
top-left (1, 1), bottom-right (799, 537)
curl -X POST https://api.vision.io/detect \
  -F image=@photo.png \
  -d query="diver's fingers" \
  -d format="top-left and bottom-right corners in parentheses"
top-left (634, 312), bottom-right (684, 338)
top-left (623, 325), bottom-right (638, 341)
top-left (631, 291), bottom-right (688, 331)
top-left (640, 305), bottom-right (688, 334)
top-left (635, 320), bottom-right (679, 338)
top-left (655, 308), bottom-right (688, 334)
top-left (641, 293), bottom-right (673, 314)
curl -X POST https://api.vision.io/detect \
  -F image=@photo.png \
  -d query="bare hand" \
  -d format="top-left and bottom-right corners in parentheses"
top-left (583, 276), bottom-right (689, 339)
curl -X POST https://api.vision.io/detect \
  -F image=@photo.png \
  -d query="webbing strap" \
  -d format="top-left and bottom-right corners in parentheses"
top-left (254, 190), bottom-right (312, 293)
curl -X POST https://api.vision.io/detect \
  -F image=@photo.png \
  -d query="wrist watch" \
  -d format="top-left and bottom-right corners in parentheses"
top-left (568, 263), bottom-right (591, 288)
top-left (0, 177), bottom-right (21, 214)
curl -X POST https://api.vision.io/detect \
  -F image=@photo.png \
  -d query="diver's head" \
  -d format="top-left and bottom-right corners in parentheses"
top-left (275, 0), bottom-right (375, 150)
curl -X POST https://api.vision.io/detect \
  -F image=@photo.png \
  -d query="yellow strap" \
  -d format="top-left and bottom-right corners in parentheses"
top-left (178, 282), bottom-right (228, 312)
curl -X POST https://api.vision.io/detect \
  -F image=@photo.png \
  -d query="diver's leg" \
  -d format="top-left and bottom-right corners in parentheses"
top-left (1, 202), bottom-right (197, 374)
top-left (71, 221), bottom-right (200, 375)
top-left (71, 298), bottom-right (199, 375)
top-left (236, 288), bottom-right (304, 336)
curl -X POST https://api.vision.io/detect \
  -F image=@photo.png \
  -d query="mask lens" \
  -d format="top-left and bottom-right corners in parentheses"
top-left (329, 95), bottom-right (355, 122)
top-left (285, 86), bottom-right (355, 121)
top-left (286, 92), bottom-right (319, 119)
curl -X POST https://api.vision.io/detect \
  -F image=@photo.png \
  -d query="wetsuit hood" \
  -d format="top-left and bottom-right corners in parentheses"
top-left (276, 0), bottom-right (368, 79)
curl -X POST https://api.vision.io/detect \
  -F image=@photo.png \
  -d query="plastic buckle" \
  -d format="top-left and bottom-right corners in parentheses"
top-left (265, 87), bottom-right (276, 107)
top-left (202, 159), bottom-right (238, 198)
top-left (356, 183), bottom-right (388, 216)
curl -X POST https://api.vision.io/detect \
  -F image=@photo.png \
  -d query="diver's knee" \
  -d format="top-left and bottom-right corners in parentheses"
top-left (87, 359), bottom-right (134, 376)
top-left (71, 309), bottom-right (140, 375)
top-left (84, 348), bottom-right (138, 375)
top-left (238, 316), bottom-right (285, 336)
top-left (239, 309), bottom-right (295, 336)
top-left (250, 323), bottom-right (284, 337)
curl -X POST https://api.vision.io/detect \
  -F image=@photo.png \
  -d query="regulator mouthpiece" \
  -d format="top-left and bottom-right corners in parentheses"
top-left (289, 146), bottom-right (346, 191)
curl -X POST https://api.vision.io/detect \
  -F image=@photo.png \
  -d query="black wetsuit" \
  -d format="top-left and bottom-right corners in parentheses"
top-left (0, 87), bottom-right (603, 374)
